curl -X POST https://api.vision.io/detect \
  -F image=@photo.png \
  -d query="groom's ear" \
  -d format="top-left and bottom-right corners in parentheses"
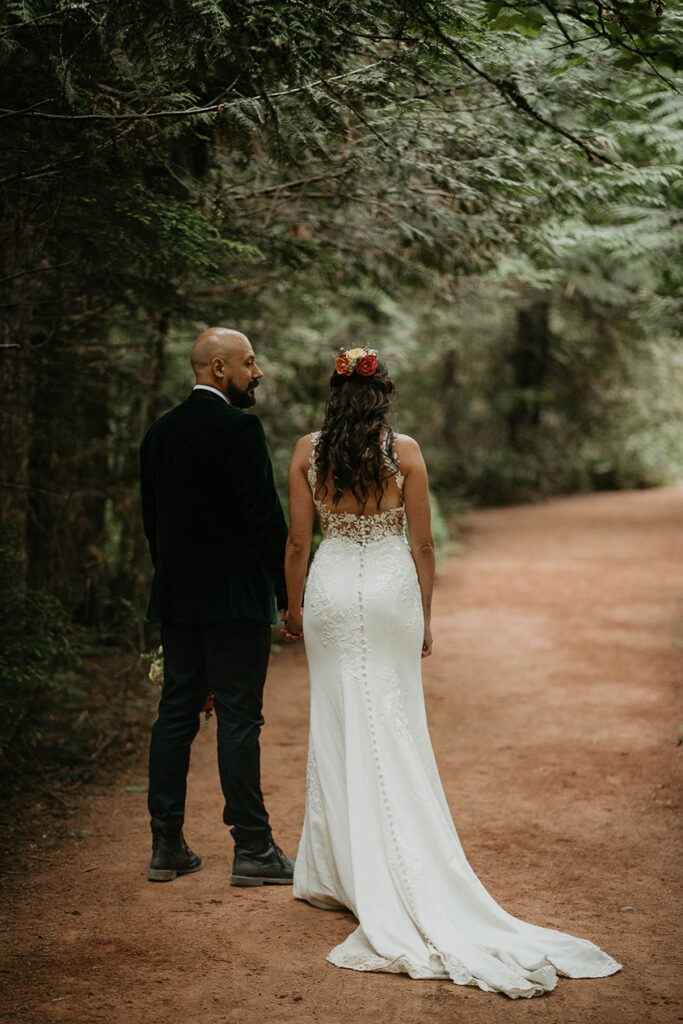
top-left (211, 356), bottom-right (225, 382)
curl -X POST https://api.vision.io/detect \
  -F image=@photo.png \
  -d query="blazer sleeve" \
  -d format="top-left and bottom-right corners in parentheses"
top-left (139, 432), bottom-right (158, 567)
top-left (228, 414), bottom-right (288, 608)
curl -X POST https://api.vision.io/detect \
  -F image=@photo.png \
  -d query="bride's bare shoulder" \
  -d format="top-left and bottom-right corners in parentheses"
top-left (392, 434), bottom-right (427, 476)
top-left (393, 433), bottom-right (422, 458)
top-left (291, 433), bottom-right (316, 467)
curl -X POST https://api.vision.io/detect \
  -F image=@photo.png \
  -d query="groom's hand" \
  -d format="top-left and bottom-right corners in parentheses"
top-left (281, 608), bottom-right (304, 642)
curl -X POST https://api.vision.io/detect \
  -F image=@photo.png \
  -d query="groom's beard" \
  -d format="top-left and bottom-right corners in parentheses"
top-left (227, 380), bottom-right (258, 408)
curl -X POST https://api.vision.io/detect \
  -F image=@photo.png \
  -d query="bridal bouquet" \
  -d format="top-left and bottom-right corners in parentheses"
top-left (145, 646), bottom-right (214, 719)
top-left (147, 646), bottom-right (164, 687)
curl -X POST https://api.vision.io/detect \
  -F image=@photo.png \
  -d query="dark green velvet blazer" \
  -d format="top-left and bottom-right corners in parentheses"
top-left (140, 389), bottom-right (288, 624)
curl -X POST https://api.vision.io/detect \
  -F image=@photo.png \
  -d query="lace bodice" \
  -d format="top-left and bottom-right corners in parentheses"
top-left (308, 431), bottom-right (406, 545)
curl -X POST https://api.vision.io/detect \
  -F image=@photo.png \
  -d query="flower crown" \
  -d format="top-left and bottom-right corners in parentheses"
top-left (335, 347), bottom-right (378, 377)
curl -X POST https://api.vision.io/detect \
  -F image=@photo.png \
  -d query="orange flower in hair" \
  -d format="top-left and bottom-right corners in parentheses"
top-left (335, 353), bottom-right (352, 375)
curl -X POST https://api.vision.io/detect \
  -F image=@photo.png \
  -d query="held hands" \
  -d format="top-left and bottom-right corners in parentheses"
top-left (282, 608), bottom-right (304, 642)
top-left (422, 623), bottom-right (433, 658)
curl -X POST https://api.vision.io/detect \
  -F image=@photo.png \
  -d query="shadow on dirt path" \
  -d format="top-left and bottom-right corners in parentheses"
top-left (2, 487), bottom-right (681, 1023)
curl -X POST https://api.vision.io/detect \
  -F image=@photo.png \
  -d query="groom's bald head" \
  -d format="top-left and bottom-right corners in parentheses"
top-left (191, 328), bottom-right (248, 377)
top-left (190, 327), bottom-right (263, 407)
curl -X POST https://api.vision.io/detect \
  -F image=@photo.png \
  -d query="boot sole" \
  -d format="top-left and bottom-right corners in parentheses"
top-left (230, 874), bottom-right (293, 887)
top-left (148, 858), bottom-right (204, 882)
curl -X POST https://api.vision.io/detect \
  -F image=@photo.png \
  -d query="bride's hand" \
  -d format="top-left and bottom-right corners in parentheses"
top-left (282, 608), bottom-right (304, 642)
top-left (421, 624), bottom-right (433, 658)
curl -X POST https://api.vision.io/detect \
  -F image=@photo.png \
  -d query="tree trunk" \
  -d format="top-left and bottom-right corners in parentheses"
top-left (0, 340), bottom-right (33, 589)
top-left (26, 328), bottom-right (110, 620)
top-left (112, 311), bottom-right (170, 618)
top-left (0, 215), bottom-right (36, 592)
top-left (149, 310), bottom-right (170, 423)
top-left (507, 302), bottom-right (551, 451)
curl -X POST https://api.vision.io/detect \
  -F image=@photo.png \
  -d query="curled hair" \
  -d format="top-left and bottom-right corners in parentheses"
top-left (315, 355), bottom-right (399, 508)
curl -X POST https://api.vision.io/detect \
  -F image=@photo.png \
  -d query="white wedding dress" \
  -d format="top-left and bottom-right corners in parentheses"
top-left (293, 434), bottom-right (621, 998)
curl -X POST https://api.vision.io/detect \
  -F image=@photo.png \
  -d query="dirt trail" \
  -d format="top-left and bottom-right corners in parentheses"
top-left (2, 487), bottom-right (682, 1024)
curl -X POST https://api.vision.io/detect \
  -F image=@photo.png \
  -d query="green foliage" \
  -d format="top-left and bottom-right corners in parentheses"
top-left (0, 0), bottom-right (681, 667)
top-left (482, 1), bottom-right (683, 75)
top-left (0, 545), bottom-right (77, 757)
top-left (236, 265), bottom-right (682, 509)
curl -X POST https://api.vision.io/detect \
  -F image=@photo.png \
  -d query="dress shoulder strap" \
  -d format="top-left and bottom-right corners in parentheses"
top-left (382, 433), bottom-right (404, 493)
top-left (307, 431), bottom-right (321, 497)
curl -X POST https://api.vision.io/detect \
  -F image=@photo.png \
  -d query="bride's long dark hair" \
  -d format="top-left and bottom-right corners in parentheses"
top-left (315, 355), bottom-right (399, 508)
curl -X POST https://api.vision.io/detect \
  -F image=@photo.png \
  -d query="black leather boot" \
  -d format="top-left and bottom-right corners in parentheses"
top-left (148, 830), bottom-right (204, 882)
top-left (230, 836), bottom-right (295, 887)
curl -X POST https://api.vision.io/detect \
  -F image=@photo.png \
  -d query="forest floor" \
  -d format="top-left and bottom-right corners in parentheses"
top-left (2, 486), bottom-right (682, 1024)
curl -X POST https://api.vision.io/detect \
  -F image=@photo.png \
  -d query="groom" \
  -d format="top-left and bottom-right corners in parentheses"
top-left (139, 327), bottom-right (294, 885)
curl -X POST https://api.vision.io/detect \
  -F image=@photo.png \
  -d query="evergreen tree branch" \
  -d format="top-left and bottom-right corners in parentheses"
top-left (0, 61), bottom-right (390, 123)
top-left (0, 260), bottom-right (77, 286)
top-left (495, 0), bottom-right (679, 88)
top-left (416, 2), bottom-right (620, 165)
top-left (229, 170), bottom-right (354, 200)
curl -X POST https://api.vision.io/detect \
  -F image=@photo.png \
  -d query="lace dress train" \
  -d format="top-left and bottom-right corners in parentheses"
top-left (293, 435), bottom-right (621, 998)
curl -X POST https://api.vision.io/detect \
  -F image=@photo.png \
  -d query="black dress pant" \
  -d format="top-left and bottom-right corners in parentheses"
top-left (148, 619), bottom-right (272, 846)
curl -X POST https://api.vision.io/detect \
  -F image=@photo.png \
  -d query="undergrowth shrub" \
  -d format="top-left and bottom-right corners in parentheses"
top-left (0, 544), bottom-right (77, 759)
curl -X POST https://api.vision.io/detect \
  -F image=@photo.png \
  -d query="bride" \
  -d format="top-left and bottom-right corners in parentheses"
top-left (283, 347), bottom-right (620, 998)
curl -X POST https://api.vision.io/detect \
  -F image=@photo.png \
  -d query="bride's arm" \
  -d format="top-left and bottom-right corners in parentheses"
top-left (398, 436), bottom-right (435, 657)
top-left (284, 435), bottom-right (315, 639)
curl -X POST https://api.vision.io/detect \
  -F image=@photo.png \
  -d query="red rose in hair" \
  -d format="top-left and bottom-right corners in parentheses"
top-left (335, 354), bottom-right (352, 375)
top-left (356, 353), bottom-right (378, 376)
